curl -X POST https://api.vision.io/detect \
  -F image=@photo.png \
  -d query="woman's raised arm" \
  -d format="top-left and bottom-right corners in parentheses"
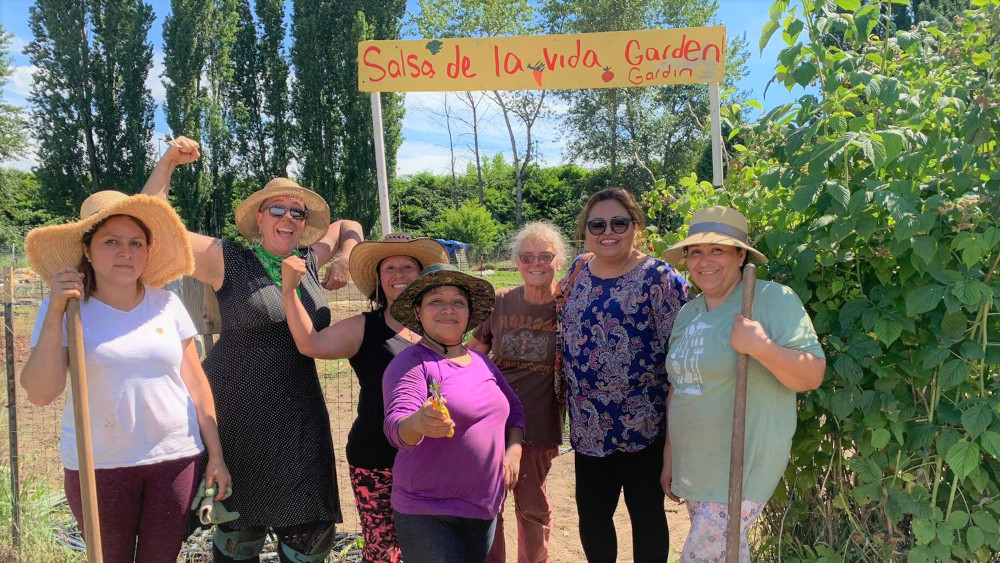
top-left (141, 135), bottom-right (224, 290)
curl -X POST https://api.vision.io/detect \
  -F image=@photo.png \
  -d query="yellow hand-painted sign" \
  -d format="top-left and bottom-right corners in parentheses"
top-left (358, 27), bottom-right (726, 92)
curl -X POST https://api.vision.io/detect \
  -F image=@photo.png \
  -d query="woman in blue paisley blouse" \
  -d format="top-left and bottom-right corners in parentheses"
top-left (559, 187), bottom-right (689, 563)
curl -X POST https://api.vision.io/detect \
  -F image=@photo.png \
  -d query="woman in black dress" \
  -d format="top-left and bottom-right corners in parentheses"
top-left (143, 136), bottom-right (362, 562)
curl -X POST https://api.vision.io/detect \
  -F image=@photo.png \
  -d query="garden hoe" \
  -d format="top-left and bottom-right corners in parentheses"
top-left (67, 300), bottom-right (103, 562)
top-left (726, 263), bottom-right (757, 563)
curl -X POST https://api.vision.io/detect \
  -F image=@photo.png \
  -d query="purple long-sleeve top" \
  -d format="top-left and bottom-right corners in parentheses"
top-left (383, 344), bottom-right (526, 520)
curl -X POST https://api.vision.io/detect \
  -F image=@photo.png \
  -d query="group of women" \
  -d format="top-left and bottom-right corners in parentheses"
top-left (21, 133), bottom-right (825, 563)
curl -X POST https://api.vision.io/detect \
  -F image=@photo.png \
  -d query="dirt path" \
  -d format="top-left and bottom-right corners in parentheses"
top-left (495, 449), bottom-right (690, 562)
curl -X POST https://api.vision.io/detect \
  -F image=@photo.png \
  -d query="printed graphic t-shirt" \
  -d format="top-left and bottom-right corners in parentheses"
top-left (666, 279), bottom-right (824, 503)
top-left (473, 286), bottom-right (561, 446)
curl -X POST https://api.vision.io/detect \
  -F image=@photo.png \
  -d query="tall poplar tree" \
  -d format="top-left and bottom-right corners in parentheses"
top-left (339, 4), bottom-right (405, 233)
top-left (26, 0), bottom-right (155, 216)
top-left (291, 0), bottom-right (342, 207)
top-left (258, 0), bottom-right (292, 178)
top-left (162, 0), bottom-right (238, 235)
top-left (91, 0), bottom-right (156, 192)
top-left (163, 0), bottom-right (213, 230)
top-left (0, 26), bottom-right (28, 162)
top-left (292, 0), bottom-right (405, 233)
top-left (203, 0), bottom-right (239, 236)
top-left (230, 0), bottom-right (291, 182)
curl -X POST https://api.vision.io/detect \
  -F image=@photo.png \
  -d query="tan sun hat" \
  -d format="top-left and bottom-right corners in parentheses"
top-left (661, 206), bottom-right (768, 266)
top-left (349, 233), bottom-right (450, 300)
top-left (234, 177), bottom-right (331, 247)
top-left (390, 264), bottom-right (495, 335)
top-left (24, 191), bottom-right (194, 288)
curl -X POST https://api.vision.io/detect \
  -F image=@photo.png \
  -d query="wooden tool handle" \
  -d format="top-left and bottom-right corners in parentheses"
top-left (725, 263), bottom-right (757, 563)
top-left (66, 299), bottom-right (103, 562)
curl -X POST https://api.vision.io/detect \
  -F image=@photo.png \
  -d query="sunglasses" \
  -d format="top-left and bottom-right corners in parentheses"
top-left (586, 216), bottom-right (632, 236)
top-left (518, 253), bottom-right (555, 265)
top-left (263, 204), bottom-right (307, 221)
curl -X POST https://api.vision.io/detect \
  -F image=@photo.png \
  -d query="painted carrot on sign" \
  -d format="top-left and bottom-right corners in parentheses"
top-left (527, 61), bottom-right (545, 87)
top-left (429, 379), bottom-right (454, 438)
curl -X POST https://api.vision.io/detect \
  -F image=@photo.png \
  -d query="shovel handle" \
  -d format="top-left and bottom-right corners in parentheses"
top-left (67, 299), bottom-right (103, 562)
top-left (725, 263), bottom-right (757, 563)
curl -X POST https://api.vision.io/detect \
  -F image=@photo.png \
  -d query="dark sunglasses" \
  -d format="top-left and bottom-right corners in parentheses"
top-left (263, 204), bottom-right (307, 221)
top-left (518, 252), bottom-right (555, 265)
top-left (586, 216), bottom-right (632, 236)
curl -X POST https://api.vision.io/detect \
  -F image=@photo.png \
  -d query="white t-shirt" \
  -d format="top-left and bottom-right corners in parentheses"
top-left (30, 285), bottom-right (203, 470)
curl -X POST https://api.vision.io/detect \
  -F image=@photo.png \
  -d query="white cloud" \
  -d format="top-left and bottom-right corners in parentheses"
top-left (1, 143), bottom-right (38, 172)
top-left (396, 139), bottom-right (460, 176)
top-left (8, 35), bottom-right (29, 57)
top-left (147, 49), bottom-right (166, 103)
top-left (9, 64), bottom-right (36, 97)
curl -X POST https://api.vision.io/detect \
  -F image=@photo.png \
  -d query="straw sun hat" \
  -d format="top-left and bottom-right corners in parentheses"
top-left (390, 264), bottom-right (496, 335)
top-left (349, 233), bottom-right (450, 299)
top-left (24, 191), bottom-right (194, 288)
top-left (661, 206), bottom-right (768, 266)
top-left (234, 177), bottom-right (331, 247)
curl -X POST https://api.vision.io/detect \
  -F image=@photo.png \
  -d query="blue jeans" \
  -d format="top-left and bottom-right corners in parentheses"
top-left (393, 510), bottom-right (497, 563)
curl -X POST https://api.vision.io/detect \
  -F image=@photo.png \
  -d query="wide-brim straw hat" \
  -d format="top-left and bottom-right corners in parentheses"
top-left (24, 191), bottom-right (194, 288)
top-left (390, 264), bottom-right (495, 335)
top-left (234, 177), bottom-right (331, 247)
top-left (661, 206), bottom-right (768, 266)
top-left (349, 233), bottom-right (450, 299)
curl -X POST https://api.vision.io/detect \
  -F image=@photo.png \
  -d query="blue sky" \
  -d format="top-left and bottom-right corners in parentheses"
top-left (0, 0), bottom-right (809, 175)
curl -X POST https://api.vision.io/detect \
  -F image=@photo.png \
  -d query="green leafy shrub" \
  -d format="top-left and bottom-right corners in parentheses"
top-left (646, 0), bottom-right (1000, 559)
top-left (427, 201), bottom-right (502, 259)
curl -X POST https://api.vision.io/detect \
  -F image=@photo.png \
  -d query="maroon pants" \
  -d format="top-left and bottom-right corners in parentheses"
top-left (65, 453), bottom-right (202, 563)
top-left (487, 444), bottom-right (559, 563)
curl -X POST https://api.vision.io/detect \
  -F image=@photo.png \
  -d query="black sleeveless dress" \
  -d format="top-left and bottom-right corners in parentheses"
top-left (202, 240), bottom-right (342, 528)
top-left (346, 310), bottom-right (411, 470)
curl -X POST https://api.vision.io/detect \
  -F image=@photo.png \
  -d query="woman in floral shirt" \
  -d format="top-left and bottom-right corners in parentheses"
top-left (560, 188), bottom-right (688, 562)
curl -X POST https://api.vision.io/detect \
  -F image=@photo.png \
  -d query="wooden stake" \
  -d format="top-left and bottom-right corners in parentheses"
top-left (725, 263), bottom-right (757, 563)
top-left (66, 300), bottom-right (103, 562)
top-left (3, 267), bottom-right (21, 556)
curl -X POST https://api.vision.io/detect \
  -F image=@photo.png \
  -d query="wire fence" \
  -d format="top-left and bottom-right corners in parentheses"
top-left (0, 247), bottom-right (531, 560)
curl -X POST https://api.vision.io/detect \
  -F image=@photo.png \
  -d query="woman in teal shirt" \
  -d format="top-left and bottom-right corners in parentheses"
top-left (660, 206), bottom-right (826, 563)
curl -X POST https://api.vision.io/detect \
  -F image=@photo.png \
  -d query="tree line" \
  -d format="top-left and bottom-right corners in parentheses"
top-left (2, 0), bottom-right (754, 248)
top-left (12, 0), bottom-right (404, 239)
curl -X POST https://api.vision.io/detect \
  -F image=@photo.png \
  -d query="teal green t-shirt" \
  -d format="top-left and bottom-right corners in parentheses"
top-left (666, 279), bottom-right (824, 503)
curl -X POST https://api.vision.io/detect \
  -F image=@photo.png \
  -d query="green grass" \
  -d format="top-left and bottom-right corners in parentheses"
top-left (0, 467), bottom-right (84, 561)
top-left (0, 254), bottom-right (29, 270)
top-left (478, 269), bottom-right (524, 286)
top-left (476, 266), bottom-right (572, 288)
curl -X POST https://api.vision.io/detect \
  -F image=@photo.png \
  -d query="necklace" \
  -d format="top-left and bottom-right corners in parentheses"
top-left (398, 327), bottom-right (421, 343)
top-left (385, 310), bottom-right (422, 343)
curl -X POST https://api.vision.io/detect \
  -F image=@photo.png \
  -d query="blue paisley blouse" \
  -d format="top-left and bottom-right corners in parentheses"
top-left (560, 254), bottom-right (688, 457)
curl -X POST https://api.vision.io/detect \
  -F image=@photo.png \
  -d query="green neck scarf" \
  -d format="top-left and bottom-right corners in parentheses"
top-left (254, 245), bottom-right (301, 298)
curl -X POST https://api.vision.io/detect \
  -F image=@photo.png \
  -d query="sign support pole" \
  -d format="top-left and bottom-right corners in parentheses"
top-left (710, 82), bottom-right (724, 188)
top-left (371, 91), bottom-right (392, 237)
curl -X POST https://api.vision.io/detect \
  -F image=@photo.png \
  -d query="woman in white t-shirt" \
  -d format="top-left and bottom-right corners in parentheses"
top-left (21, 191), bottom-right (231, 563)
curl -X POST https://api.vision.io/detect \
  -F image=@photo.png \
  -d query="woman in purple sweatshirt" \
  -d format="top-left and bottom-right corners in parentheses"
top-left (383, 264), bottom-right (526, 563)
